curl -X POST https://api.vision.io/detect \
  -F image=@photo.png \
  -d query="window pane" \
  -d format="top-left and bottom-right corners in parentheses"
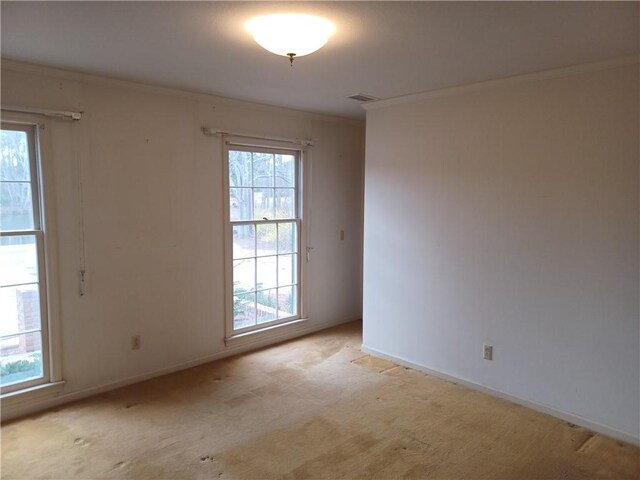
top-left (0, 331), bottom-right (43, 387)
top-left (0, 182), bottom-right (34, 231)
top-left (256, 256), bottom-right (277, 290)
top-left (0, 235), bottom-right (39, 286)
top-left (278, 286), bottom-right (297, 318)
top-left (1, 129), bottom-right (30, 181)
top-left (277, 222), bottom-right (296, 254)
top-left (278, 254), bottom-right (297, 287)
top-left (275, 189), bottom-right (295, 219)
top-left (253, 188), bottom-right (275, 220)
top-left (233, 224), bottom-right (255, 259)
top-left (234, 292), bottom-right (256, 330)
top-left (228, 150), bottom-right (252, 187)
top-left (252, 152), bottom-right (274, 187)
top-left (256, 223), bottom-right (277, 256)
top-left (256, 289), bottom-right (278, 325)
top-left (275, 154), bottom-right (295, 187)
top-left (0, 284), bottom-right (41, 338)
top-left (230, 188), bottom-right (253, 221)
top-left (233, 258), bottom-right (255, 293)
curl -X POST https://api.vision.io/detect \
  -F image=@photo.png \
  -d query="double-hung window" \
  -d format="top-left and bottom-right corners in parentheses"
top-left (226, 144), bottom-right (302, 337)
top-left (0, 122), bottom-right (51, 393)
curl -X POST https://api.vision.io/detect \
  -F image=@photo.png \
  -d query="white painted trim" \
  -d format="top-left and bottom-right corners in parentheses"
top-left (36, 118), bottom-right (65, 385)
top-left (225, 318), bottom-right (309, 347)
top-left (0, 114), bottom-right (65, 387)
top-left (0, 58), bottom-right (364, 127)
top-left (363, 55), bottom-right (640, 112)
top-left (0, 117), bottom-right (63, 395)
top-left (222, 141), bottom-right (306, 340)
top-left (361, 344), bottom-right (640, 447)
top-left (1, 317), bottom-right (358, 422)
top-left (1, 381), bottom-right (65, 409)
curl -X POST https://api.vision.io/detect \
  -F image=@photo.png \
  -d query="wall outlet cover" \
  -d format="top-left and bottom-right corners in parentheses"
top-left (483, 344), bottom-right (493, 360)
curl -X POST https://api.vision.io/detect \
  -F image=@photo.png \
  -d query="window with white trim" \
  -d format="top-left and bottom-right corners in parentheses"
top-left (226, 145), bottom-right (302, 336)
top-left (0, 122), bottom-right (51, 393)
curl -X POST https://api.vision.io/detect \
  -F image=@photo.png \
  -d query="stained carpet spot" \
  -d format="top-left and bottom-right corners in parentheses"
top-left (576, 433), bottom-right (597, 453)
top-left (224, 392), bottom-right (257, 408)
top-left (351, 355), bottom-right (398, 373)
top-left (73, 437), bottom-right (89, 447)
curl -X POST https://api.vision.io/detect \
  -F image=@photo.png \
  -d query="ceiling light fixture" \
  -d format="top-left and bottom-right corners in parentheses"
top-left (245, 14), bottom-right (335, 66)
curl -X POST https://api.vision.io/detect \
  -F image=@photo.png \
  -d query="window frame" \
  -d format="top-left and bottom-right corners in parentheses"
top-left (223, 141), bottom-right (307, 341)
top-left (0, 121), bottom-right (52, 394)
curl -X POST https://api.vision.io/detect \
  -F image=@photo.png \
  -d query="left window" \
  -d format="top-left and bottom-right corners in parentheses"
top-left (0, 122), bottom-right (50, 393)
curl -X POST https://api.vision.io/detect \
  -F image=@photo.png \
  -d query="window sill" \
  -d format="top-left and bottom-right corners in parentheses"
top-left (1, 381), bottom-right (65, 410)
top-left (225, 317), bottom-right (309, 348)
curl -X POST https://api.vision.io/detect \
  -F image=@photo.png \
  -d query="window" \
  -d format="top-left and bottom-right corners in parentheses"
top-left (226, 145), bottom-right (303, 336)
top-left (0, 123), bottom-right (51, 393)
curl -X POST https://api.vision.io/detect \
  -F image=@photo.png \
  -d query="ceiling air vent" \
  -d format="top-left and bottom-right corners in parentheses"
top-left (347, 93), bottom-right (379, 102)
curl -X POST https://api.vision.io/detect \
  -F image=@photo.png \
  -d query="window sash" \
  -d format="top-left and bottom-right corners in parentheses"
top-left (231, 218), bottom-right (301, 333)
top-left (0, 123), bottom-right (42, 232)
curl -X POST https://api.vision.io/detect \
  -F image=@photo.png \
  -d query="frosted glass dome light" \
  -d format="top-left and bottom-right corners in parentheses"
top-left (245, 14), bottom-right (336, 65)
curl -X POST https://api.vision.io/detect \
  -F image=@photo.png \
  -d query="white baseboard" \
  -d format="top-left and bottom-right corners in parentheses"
top-left (1, 317), bottom-right (358, 422)
top-left (361, 344), bottom-right (640, 447)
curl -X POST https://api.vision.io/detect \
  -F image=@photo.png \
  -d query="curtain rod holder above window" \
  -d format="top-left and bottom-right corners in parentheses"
top-left (1, 105), bottom-right (82, 121)
top-left (201, 126), bottom-right (314, 147)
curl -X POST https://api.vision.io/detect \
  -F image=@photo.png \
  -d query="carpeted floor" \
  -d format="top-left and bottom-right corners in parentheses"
top-left (2, 321), bottom-right (639, 479)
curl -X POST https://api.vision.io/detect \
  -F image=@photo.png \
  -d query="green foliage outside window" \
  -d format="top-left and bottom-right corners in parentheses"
top-left (0, 353), bottom-right (42, 385)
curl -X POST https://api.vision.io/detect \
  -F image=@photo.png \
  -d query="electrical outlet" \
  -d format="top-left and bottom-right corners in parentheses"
top-left (131, 335), bottom-right (141, 350)
top-left (483, 344), bottom-right (493, 360)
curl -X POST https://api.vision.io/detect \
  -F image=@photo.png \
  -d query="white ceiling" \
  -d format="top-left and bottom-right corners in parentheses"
top-left (2, 2), bottom-right (638, 119)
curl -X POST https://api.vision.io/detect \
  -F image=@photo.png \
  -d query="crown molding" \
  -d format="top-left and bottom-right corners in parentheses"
top-left (0, 58), bottom-right (365, 128)
top-left (363, 55), bottom-right (640, 112)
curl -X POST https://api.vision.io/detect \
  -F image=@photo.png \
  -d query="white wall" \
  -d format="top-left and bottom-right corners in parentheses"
top-left (362, 61), bottom-right (639, 442)
top-left (1, 60), bottom-right (364, 413)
